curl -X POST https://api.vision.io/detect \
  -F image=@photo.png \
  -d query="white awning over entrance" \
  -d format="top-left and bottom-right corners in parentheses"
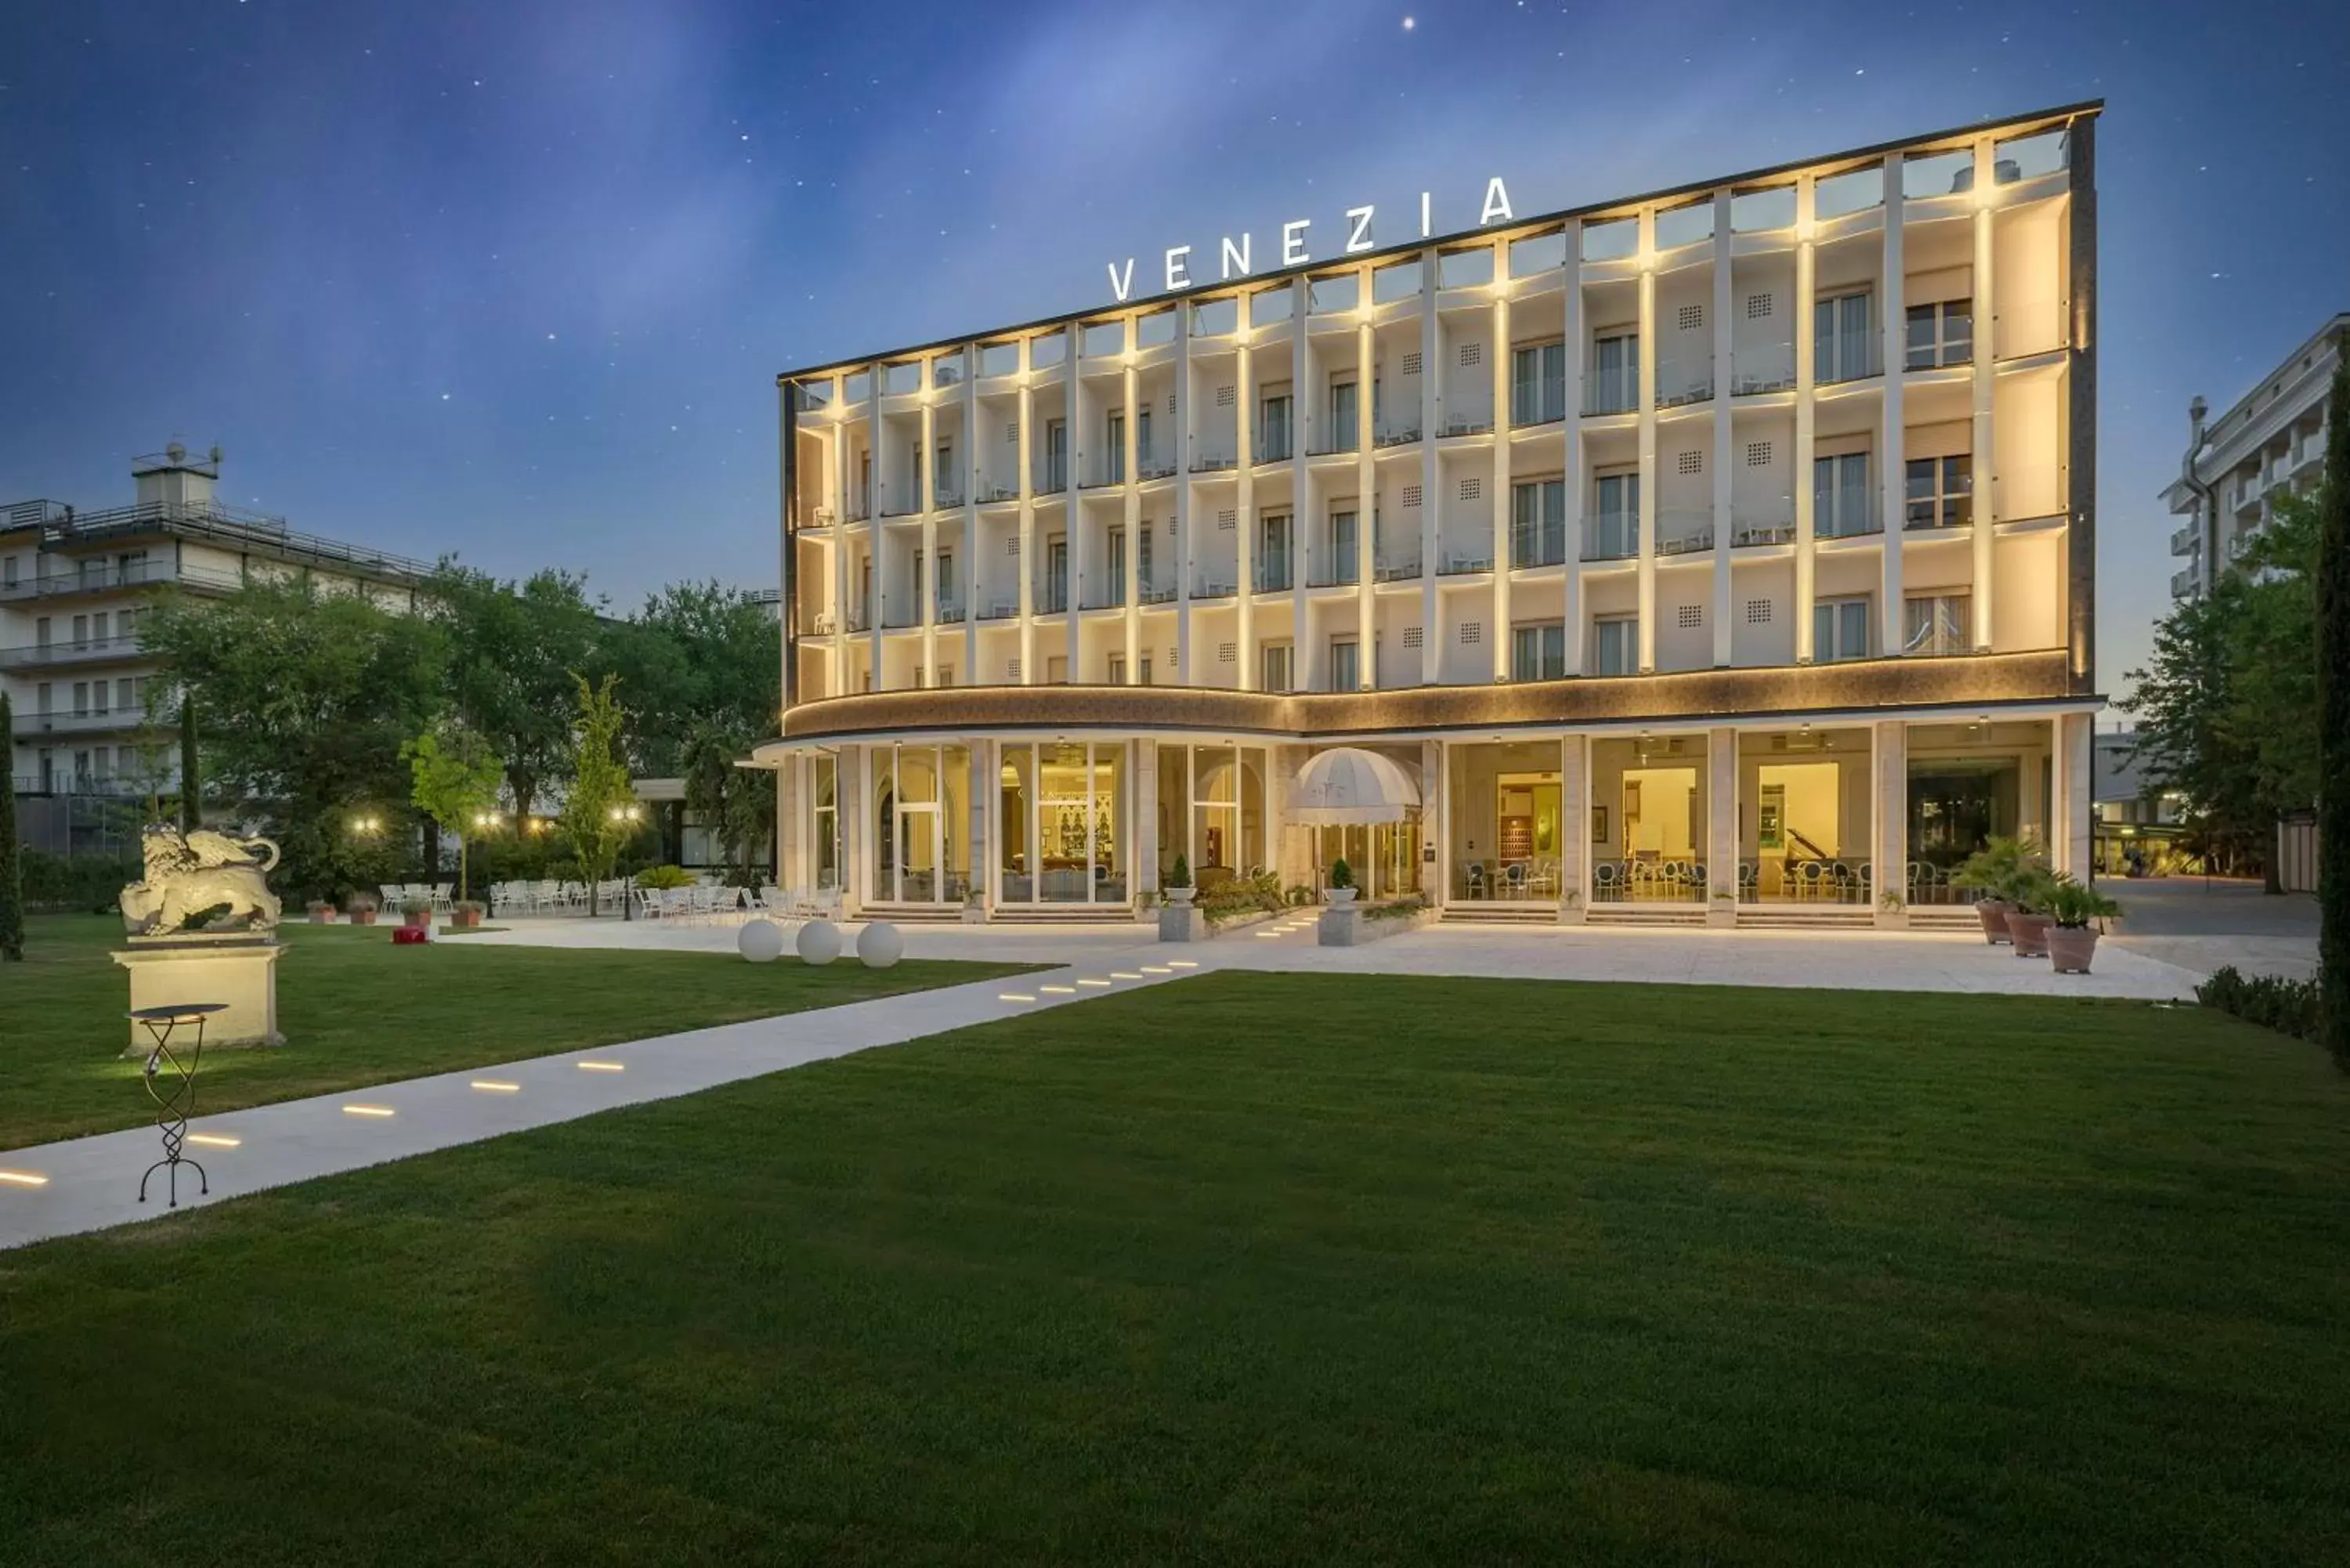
top-left (1290, 747), bottom-right (1422, 826)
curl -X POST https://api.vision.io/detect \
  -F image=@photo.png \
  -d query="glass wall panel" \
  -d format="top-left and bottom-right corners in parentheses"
top-left (1905, 721), bottom-right (2050, 905)
top-left (1039, 742), bottom-right (1092, 902)
top-left (942, 746), bottom-right (971, 901)
top-left (1735, 729), bottom-right (1873, 904)
top-left (811, 754), bottom-right (839, 891)
top-left (1192, 744), bottom-right (1239, 894)
top-left (1157, 744), bottom-right (1188, 885)
top-left (1587, 736), bottom-right (1708, 903)
top-left (1447, 741), bottom-right (1566, 901)
top-left (870, 746), bottom-right (898, 903)
top-left (1000, 744), bottom-right (1033, 903)
top-left (1093, 743), bottom-right (1126, 901)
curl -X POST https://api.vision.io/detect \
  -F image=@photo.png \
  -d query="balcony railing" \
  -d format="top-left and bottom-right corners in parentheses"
top-left (1137, 582), bottom-right (1177, 605)
top-left (1816, 499), bottom-right (1883, 540)
top-left (1079, 458), bottom-right (1124, 490)
top-left (1437, 548), bottom-right (1494, 576)
top-left (1438, 412), bottom-right (1493, 438)
top-left (1191, 576), bottom-right (1238, 601)
top-left (2170, 525), bottom-right (2199, 557)
top-left (1582, 514), bottom-right (1638, 562)
top-left (1733, 500), bottom-right (1795, 549)
top-left (979, 480), bottom-right (1018, 504)
top-left (1306, 433), bottom-right (1360, 456)
top-left (1256, 432), bottom-right (1293, 464)
top-left (1137, 454), bottom-right (1179, 480)
top-left (0, 634), bottom-right (145, 670)
top-left (1374, 555), bottom-right (1423, 583)
top-left (1655, 511), bottom-right (1715, 556)
top-left (1253, 562), bottom-right (1293, 593)
top-left (1583, 370), bottom-right (1637, 416)
top-left (2171, 569), bottom-right (2196, 598)
top-left (1306, 564), bottom-right (1361, 588)
top-left (13, 710), bottom-right (152, 736)
top-left (933, 487), bottom-right (965, 510)
top-left (1732, 341), bottom-right (1796, 396)
top-left (881, 604), bottom-right (924, 630)
top-left (1820, 339), bottom-right (1885, 384)
top-left (1189, 449), bottom-right (1238, 473)
top-left (1079, 586), bottom-right (1127, 611)
top-left (0, 558), bottom-right (180, 601)
top-left (1509, 527), bottom-right (1568, 569)
top-left (1372, 421), bottom-right (1422, 448)
top-left (934, 598), bottom-right (966, 624)
top-left (979, 597), bottom-right (1021, 621)
top-left (1035, 579), bottom-right (1070, 613)
top-left (842, 605), bottom-right (873, 634)
top-left (1033, 467), bottom-right (1068, 497)
top-left (1510, 385), bottom-right (1568, 427)
top-left (1657, 357), bottom-right (1713, 408)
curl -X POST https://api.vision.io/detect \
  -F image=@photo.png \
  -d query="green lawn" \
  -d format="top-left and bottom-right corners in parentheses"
top-left (0, 914), bottom-right (1030, 1150)
top-left (3, 972), bottom-right (2347, 1564)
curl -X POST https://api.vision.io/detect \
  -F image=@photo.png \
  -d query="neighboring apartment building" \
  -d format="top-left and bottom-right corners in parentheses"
top-left (2, 443), bottom-right (435, 798)
top-left (2163, 314), bottom-right (2345, 599)
top-left (761, 103), bottom-right (2100, 928)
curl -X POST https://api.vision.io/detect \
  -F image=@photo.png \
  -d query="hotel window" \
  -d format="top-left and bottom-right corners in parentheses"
top-left (1104, 527), bottom-right (1126, 605)
top-left (1815, 289), bottom-right (1876, 383)
top-left (1104, 412), bottom-right (1125, 484)
top-left (1137, 525), bottom-right (1154, 594)
top-left (1257, 513), bottom-right (1292, 591)
top-left (1511, 623), bottom-right (1567, 681)
top-left (1260, 641), bottom-right (1293, 693)
top-left (1903, 593), bottom-right (1972, 656)
top-left (1046, 655), bottom-right (1069, 685)
top-left (1137, 407), bottom-right (1154, 469)
top-left (36, 681), bottom-right (52, 716)
top-left (1259, 390), bottom-right (1292, 462)
top-left (1510, 340), bottom-right (1567, 425)
top-left (1813, 596), bottom-right (1871, 662)
top-left (936, 551), bottom-right (956, 612)
top-left (1041, 419), bottom-right (1068, 492)
top-left (1592, 615), bottom-right (1636, 677)
top-left (1904, 455), bottom-right (1972, 529)
top-left (1905, 298), bottom-right (1973, 370)
top-left (1589, 471), bottom-right (1639, 558)
top-left (1509, 479), bottom-right (1567, 567)
top-left (1328, 636), bottom-right (1361, 692)
top-left (1139, 656), bottom-right (1153, 686)
top-left (74, 681), bottom-right (90, 717)
top-left (1107, 653), bottom-right (1126, 685)
top-left (935, 665), bottom-right (954, 688)
top-left (1328, 378), bottom-right (1358, 451)
top-left (1589, 331), bottom-right (1638, 414)
top-left (1813, 452), bottom-right (1873, 537)
top-left (1042, 535), bottom-right (1068, 612)
top-left (2, 555), bottom-right (14, 587)
top-left (932, 441), bottom-right (956, 505)
top-left (809, 754), bottom-right (840, 889)
top-left (1326, 507), bottom-right (1358, 584)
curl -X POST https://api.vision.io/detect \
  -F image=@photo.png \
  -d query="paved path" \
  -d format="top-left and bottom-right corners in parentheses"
top-left (2106, 876), bottom-right (2320, 981)
top-left (0, 916), bottom-right (2199, 1252)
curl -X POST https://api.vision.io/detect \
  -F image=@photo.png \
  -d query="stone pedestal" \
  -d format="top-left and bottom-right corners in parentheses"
top-left (1158, 905), bottom-right (1205, 942)
top-left (112, 934), bottom-right (285, 1056)
top-left (1317, 905), bottom-right (1363, 946)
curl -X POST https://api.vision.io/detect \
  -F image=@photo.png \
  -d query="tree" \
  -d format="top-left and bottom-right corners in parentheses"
top-left (682, 721), bottom-right (775, 887)
top-left (428, 565), bottom-right (605, 821)
top-left (1, 692), bottom-right (22, 961)
top-left (2317, 360), bottom-right (2350, 1068)
top-left (141, 574), bottom-right (447, 900)
top-left (555, 673), bottom-right (638, 916)
top-left (178, 690), bottom-right (201, 833)
top-left (401, 722), bottom-right (506, 905)
top-left (608, 583), bottom-right (780, 775)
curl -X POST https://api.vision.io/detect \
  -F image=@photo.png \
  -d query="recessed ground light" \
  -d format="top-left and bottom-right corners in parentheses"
top-left (1040, 984), bottom-right (1076, 994)
top-left (0, 1169), bottom-right (49, 1188)
top-left (999, 992), bottom-right (1038, 1003)
top-left (1141, 965), bottom-right (1172, 974)
top-left (1167, 960), bottom-right (1198, 969)
top-left (1076, 977), bottom-right (1112, 988)
top-left (1110, 971), bottom-right (1143, 980)
top-left (577, 1061), bottom-right (625, 1073)
top-left (1256, 931), bottom-right (1285, 939)
top-left (470, 1080), bottom-right (522, 1093)
top-left (186, 1133), bottom-right (241, 1149)
top-left (342, 1104), bottom-right (396, 1118)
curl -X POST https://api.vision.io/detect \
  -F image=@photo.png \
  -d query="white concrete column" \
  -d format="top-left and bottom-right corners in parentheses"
top-left (866, 371), bottom-right (884, 686)
top-left (1271, 744), bottom-right (1305, 886)
top-left (1558, 733), bottom-right (1586, 923)
top-left (1636, 208), bottom-right (1659, 674)
top-left (967, 743), bottom-right (990, 910)
top-left (1290, 280), bottom-right (1311, 690)
top-left (919, 392), bottom-right (938, 684)
top-left (1490, 255), bottom-right (1512, 681)
top-left (1426, 739), bottom-right (1448, 905)
top-left (830, 414), bottom-right (850, 690)
top-left (2052, 712), bottom-right (2092, 877)
top-left (1067, 349), bottom-right (1086, 682)
top-left (1709, 190), bottom-right (1734, 666)
top-left (776, 753), bottom-right (801, 891)
top-left (1562, 246), bottom-right (1585, 675)
top-left (1175, 309), bottom-right (1194, 683)
top-left (1017, 360), bottom-right (1036, 684)
top-left (1881, 171), bottom-right (1907, 657)
top-left (1134, 739), bottom-right (1158, 894)
top-left (1235, 332), bottom-right (1256, 690)
top-left (1355, 310), bottom-right (1377, 686)
top-left (1971, 138), bottom-right (1998, 651)
top-left (1794, 175), bottom-right (1818, 662)
top-left (843, 744), bottom-right (868, 916)
top-left (961, 362), bottom-right (979, 684)
top-left (1419, 259), bottom-right (1441, 684)
top-left (1707, 726), bottom-right (1737, 923)
top-left (1123, 358), bottom-right (1141, 680)
top-left (1872, 720), bottom-right (1909, 927)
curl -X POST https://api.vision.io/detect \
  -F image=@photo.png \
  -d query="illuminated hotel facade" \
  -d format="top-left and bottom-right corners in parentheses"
top-left (760, 103), bottom-right (2100, 927)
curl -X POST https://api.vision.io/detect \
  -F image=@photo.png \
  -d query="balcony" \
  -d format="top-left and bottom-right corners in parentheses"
top-left (880, 602), bottom-right (924, 630)
top-left (1583, 369), bottom-right (1637, 417)
top-left (1657, 356), bottom-right (1713, 409)
top-left (1034, 577), bottom-right (1070, 614)
top-left (1373, 555), bottom-right (1423, 583)
top-left (1438, 411), bottom-right (1493, 439)
top-left (978, 596), bottom-right (1021, 621)
top-left (1137, 581), bottom-right (1177, 605)
top-left (1191, 575), bottom-right (1238, 601)
top-left (0, 634), bottom-right (146, 670)
top-left (978, 479), bottom-right (1019, 504)
top-left (934, 598), bottom-right (966, 624)
top-left (1509, 384), bottom-right (1568, 428)
top-left (1079, 585), bottom-right (1127, 612)
top-left (13, 709), bottom-right (150, 737)
top-left (1732, 498), bottom-right (1795, 549)
top-left (1903, 495), bottom-right (1974, 533)
top-left (1253, 562), bottom-right (1293, 594)
top-left (841, 604), bottom-right (873, 634)
top-left (1189, 448), bottom-right (1238, 474)
top-left (1032, 464), bottom-right (1069, 497)
top-left (0, 558), bottom-right (185, 602)
top-left (1305, 433), bottom-right (1360, 457)
top-left (1508, 526), bottom-right (1568, 569)
top-left (1582, 514), bottom-right (1638, 562)
top-left (1306, 563), bottom-right (1360, 588)
top-left (1372, 421), bottom-right (1422, 449)
top-left (1816, 499), bottom-right (1883, 540)
top-left (1255, 432), bottom-right (1293, 465)
top-left (2171, 569), bottom-right (2196, 598)
top-left (1137, 450), bottom-right (1179, 481)
top-left (2170, 525), bottom-right (2200, 557)
top-left (1732, 338), bottom-right (1796, 396)
top-left (1079, 457), bottom-right (1124, 490)
top-left (1656, 511), bottom-right (1715, 557)
top-left (1437, 547), bottom-right (1494, 576)
top-left (932, 486), bottom-right (964, 510)
top-left (1819, 337), bottom-right (1884, 386)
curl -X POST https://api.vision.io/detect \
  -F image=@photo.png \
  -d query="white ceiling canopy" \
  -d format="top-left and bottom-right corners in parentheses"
top-left (1289, 746), bottom-right (1422, 826)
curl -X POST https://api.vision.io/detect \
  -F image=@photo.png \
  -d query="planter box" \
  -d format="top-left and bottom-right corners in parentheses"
top-left (1158, 905), bottom-right (1206, 942)
top-left (349, 909), bottom-right (379, 926)
top-left (1976, 900), bottom-right (2012, 945)
top-left (306, 908), bottom-right (336, 924)
top-left (2007, 910), bottom-right (2054, 959)
top-left (2047, 926), bottom-right (2099, 974)
top-left (450, 908), bottom-right (484, 930)
top-left (402, 911), bottom-right (432, 930)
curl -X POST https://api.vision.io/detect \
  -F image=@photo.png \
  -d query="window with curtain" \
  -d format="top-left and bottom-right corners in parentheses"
top-left (1902, 593), bottom-right (1971, 656)
top-left (1509, 479), bottom-right (1567, 566)
top-left (1812, 596), bottom-right (1870, 661)
top-left (1813, 452), bottom-right (1872, 537)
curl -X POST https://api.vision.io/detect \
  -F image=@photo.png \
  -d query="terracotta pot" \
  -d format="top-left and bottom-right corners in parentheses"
top-left (2047, 925), bottom-right (2099, 974)
top-left (350, 909), bottom-right (378, 926)
top-left (307, 907), bottom-right (334, 923)
top-left (1974, 898), bottom-right (2012, 945)
top-left (403, 910), bottom-right (432, 929)
top-left (2006, 910), bottom-right (2054, 958)
top-left (452, 907), bottom-right (483, 929)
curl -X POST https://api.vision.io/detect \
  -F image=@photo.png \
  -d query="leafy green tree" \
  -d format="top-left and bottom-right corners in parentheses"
top-left (177, 690), bottom-right (201, 833)
top-left (2316, 361), bottom-right (2350, 1068)
top-left (401, 722), bottom-right (506, 904)
top-left (682, 721), bottom-right (776, 887)
top-left (1, 692), bottom-right (22, 961)
top-left (555, 673), bottom-right (638, 916)
top-left (608, 583), bottom-right (779, 775)
top-left (428, 565), bottom-right (606, 820)
top-left (141, 575), bottom-right (446, 900)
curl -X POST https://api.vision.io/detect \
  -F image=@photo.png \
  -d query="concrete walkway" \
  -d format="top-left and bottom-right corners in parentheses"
top-left (2105, 876), bottom-right (2320, 981)
top-left (0, 916), bottom-right (2199, 1252)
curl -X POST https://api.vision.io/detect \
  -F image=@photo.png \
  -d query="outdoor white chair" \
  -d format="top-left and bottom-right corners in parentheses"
top-left (431, 883), bottom-right (454, 912)
top-left (380, 883), bottom-right (406, 912)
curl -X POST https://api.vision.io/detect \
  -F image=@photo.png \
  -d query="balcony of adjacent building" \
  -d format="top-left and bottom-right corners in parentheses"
top-left (2169, 524), bottom-right (2200, 558)
top-left (0, 631), bottom-right (146, 671)
top-left (0, 556), bottom-right (237, 602)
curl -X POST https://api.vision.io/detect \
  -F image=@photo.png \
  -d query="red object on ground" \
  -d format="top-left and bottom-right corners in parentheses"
top-left (391, 926), bottom-right (430, 945)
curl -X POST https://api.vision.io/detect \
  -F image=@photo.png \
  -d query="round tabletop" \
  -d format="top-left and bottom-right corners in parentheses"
top-left (127, 1003), bottom-right (232, 1024)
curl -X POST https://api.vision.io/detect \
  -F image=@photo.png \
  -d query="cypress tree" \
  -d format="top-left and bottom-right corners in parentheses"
top-left (179, 689), bottom-right (201, 833)
top-left (2317, 359), bottom-right (2350, 1068)
top-left (0, 692), bottom-right (22, 961)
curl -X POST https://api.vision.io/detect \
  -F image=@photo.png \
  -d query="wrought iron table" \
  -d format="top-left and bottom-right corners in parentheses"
top-left (131, 1003), bottom-right (229, 1208)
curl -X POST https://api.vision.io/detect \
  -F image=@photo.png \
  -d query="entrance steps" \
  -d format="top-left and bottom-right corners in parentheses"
top-left (1734, 904), bottom-right (1872, 930)
top-left (854, 905), bottom-right (969, 924)
top-left (1905, 905), bottom-right (1983, 933)
top-left (1584, 905), bottom-right (1706, 927)
top-left (1439, 905), bottom-right (1559, 926)
top-left (988, 905), bottom-right (1141, 925)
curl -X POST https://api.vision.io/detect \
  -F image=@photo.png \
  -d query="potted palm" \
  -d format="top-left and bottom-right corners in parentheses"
top-left (1950, 836), bottom-right (2042, 945)
top-left (2043, 876), bottom-right (2120, 974)
top-left (2004, 868), bottom-right (2057, 959)
top-left (347, 891), bottom-right (380, 926)
top-left (1165, 853), bottom-right (1195, 906)
top-left (1326, 858), bottom-right (1357, 905)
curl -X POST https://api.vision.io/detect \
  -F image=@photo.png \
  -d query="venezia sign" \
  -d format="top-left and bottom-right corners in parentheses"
top-left (1104, 178), bottom-right (1517, 305)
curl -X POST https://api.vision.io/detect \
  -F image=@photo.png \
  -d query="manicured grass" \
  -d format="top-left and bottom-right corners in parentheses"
top-left (0, 914), bottom-right (1031, 1149)
top-left (4, 972), bottom-right (2348, 1564)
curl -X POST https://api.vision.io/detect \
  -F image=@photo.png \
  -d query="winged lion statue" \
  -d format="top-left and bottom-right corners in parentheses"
top-left (120, 826), bottom-right (284, 935)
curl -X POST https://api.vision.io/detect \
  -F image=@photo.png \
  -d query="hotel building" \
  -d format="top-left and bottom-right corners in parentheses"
top-left (761, 103), bottom-right (2101, 928)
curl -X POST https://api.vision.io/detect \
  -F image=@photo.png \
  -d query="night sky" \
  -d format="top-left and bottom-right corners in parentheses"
top-left (2, 1), bottom-right (2345, 701)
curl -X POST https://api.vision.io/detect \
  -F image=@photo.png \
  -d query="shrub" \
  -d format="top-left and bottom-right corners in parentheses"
top-left (1329, 858), bottom-right (1354, 891)
top-left (1285, 883), bottom-right (1316, 907)
top-left (16, 850), bottom-right (139, 916)
top-left (634, 864), bottom-right (694, 890)
top-left (2042, 874), bottom-right (2121, 929)
top-left (1951, 835), bottom-right (2048, 905)
top-left (2197, 965), bottom-right (2324, 1042)
top-left (1166, 853), bottom-right (1192, 890)
top-left (1199, 871), bottom-right (1286, 928)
